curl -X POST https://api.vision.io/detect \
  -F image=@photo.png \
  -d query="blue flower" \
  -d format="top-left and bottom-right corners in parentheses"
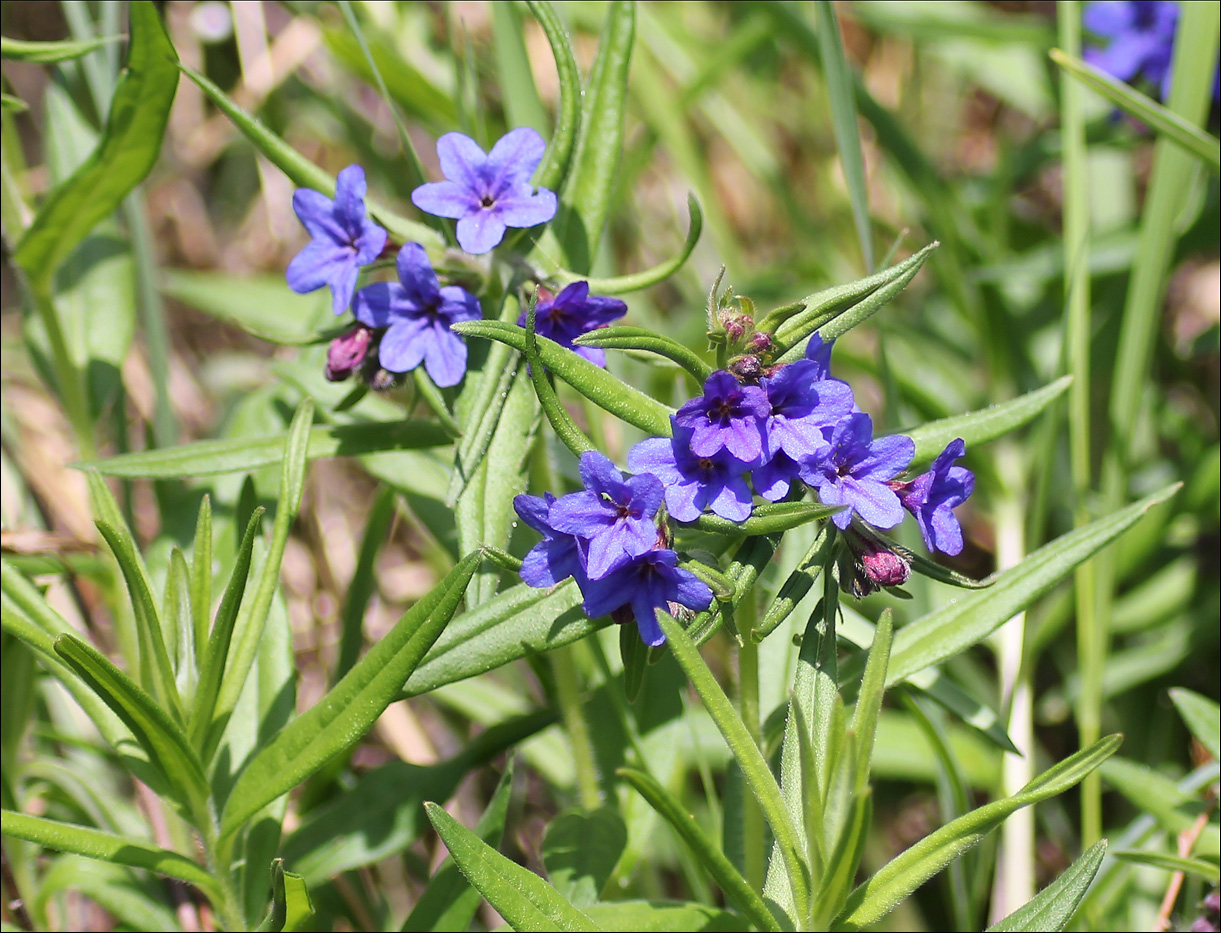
top-left (674, 371), bottom-right (771, 462)
top-left (287, 165), bottom-right (388, 315)
top-left (517, 281), bottom-right (627, 367)
top-left (805, 332), bottom-right (836, 381)
top-left (1084, 1), bottom-right (1180, 97)
top-left (579, 549), bottom-right (714, 646)
top-left (628, 421), bottom-right (756, 523)
top-left (758, 358), bottom-right (854, 463)
top-left (548, 451), bottom-right (665, 579)
top-left (753, 449), bottom-right (804, 503)
top-left (412, 128), bottom-right (558, 255)
top-left (799, 413), bottom-right (914, 530)
top-left (893, 438), bottom-right (975, 556)
top-left (513, 493), bottom-right (587, 588)
top-left (351, 243), bottom-right (482, 388)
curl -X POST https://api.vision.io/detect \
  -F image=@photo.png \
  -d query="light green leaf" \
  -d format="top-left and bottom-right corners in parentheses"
top-left (1050, 49), bottom-right (1220, 172)
top-left (574, 322), bottom-right (711, 386)
top-left (1100, 756), bottom-right (1221, 856)
top-left (12, 3), bottom-right (177, 287)
top-left (0, 35), bottom-right (121, 63)
top-left (493, 1), bottom-right (549, 137)
top-left (452, 320), bottom-right (674, 437)
top-left (887, 485), bottom-right (1178, 685)
top-left (753, 528), bottom-right (832, 642)
top-left (898, 376), bottom-right (1072, 467)
top-left (160, 270), bottom-right (331, 345)
top-left (0, 92), bottom-right (27, 112)
top-left (986, 840), bottom-right (1107, 932)
top-left (687, 501), bottom-right (843, 537)
top-left (583, 901), bottom-right (749, 932)
top-left (852, 610), bottom-right (892, 794)
top-left (1169, 688), bottom-right (1220, 761)
top-left (526, 298), bottom-right (597, 458)
top-left (255, 859), bottom-right (314, 933)
top-left (189, 496), bottom-right (213, 669)
top-left (1111, 850), bottom-right (1219, 883)
top-left (837, 735), bottom-right (1122, 928)
top-left (425, 803), bottom-right (603, 932)
top-left (617, 769), bottom-right (780, 932)
top-left (219, 551), bottom-right (480, 838)
top-left (525, 0), bottom-right (582, 191)
top-left (83, 418), bottom-right (451, 479)
top-left (543, 808), bottom-right (628, 907)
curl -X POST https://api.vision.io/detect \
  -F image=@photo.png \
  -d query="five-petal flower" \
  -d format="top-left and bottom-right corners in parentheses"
top-left (800, 413), bottom-right (914, 530)
top-left (518, 282), bottom-right (627, 366)
top-left (579, 549), bottom-right (713, 647)
top-left (894, 438), bottom-right (975, 555)
top-left (412, 128), bottom-right (558, 254)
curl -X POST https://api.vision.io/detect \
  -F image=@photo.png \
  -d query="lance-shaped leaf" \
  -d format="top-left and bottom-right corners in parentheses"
top-left (53, 634), bottom-right (209, 818)
top-left (618, 768), bottom-right (781, 932)
top-left (574, 322), bottom-right (711, 386)
top-left (543, 808), bottom-right (627, 907)
top-left (1113, 851), bottom-right (1218, 883)
top-left (897, 376), bottom-right (1072, 468)
top-left (527, 0), bottom-right (582, 191)
top-left (886, 484), bottom-right (1178, 685)
top-left (686, 502), bottom-right (843, 537)
top-left (561, 194), bottom-right (704, 295)
top-left (425, 803), bottom-right (603, 932)
top-left (0, 810), bottom-right (220, 900)
top-left (0, 35), bottom-right (121, 63)
top-left (189, 496), bottom-right (213, 668)
top-left (179, 65), bottom-right (440, 249)
top-left (1169, 688), bottom-right (1220, 761)
top-left (583, 902), bottom-right (749, 931)
top-left (13, 3), bottom-right (178, 286)
top-left (753, 527), bottom-right (833, 642)
top-left (219, 551), bottom-right (480, 837)
top-left (682, 536), bottom-right (778, 648)
top-left (452, 320), bottom-right (674, 436)
top-left (525, 297), bottom-right (595, 459)
top-left (986, 840), bottom-right (1107, 932)
top-left (83, 419), bottom-right (452, 479)
top-left (837, 736), bottom-right (1122, 929)
top-left (255, 859), bottom-right (314, 933)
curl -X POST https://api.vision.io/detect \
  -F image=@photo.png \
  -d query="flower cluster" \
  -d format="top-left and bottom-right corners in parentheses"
top-left (286, 129), bottom-right (623, 390)
top-left (518, 305), bottom-right (978, 641)
top-left (514, 452), bottom-right (714, 646)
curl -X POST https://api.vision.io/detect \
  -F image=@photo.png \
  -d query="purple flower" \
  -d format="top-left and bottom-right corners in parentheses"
top-left (580, 549), bottom-right (714, 646)
top-left (893, 438), bottom-right (974, 556)
top-left (800, 413), bottom-right (914, 530)
top-left (805, 332), bottom-right (836, 380)
top-left (351, 243), bottom-right (482, 387)
top-left (758, 359), bottom-right (854, 462)
top-left (412, 128), bottom-right (558, 255)
top-left (1084, 1), bottom-right (1179, 97)
top-left (674, 371), bottom-right (770, 462)
top-left (287, 165), bottom-right (388, 316)
top-left (514, 493), bottom-right (587, 588)
top-left (628, 422), bottom-right (756, 523)
top-left (548, 451), bottom-right (664, 579)
top-left (753, 450), bottom-right (803, 503)
top-left (517, 282), bottom-right (627, 367)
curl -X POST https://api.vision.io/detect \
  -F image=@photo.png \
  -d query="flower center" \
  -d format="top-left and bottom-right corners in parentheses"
top-left (480, 195), bottom-right (495, 208)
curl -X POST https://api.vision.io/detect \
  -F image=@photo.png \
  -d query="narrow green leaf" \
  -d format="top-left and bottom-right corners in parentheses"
top-left (256, 859), bottom-right (314, 933)
top-left (1, 35), bottom-right (121, 63)
top-left (526, 297), bottom-right (596, 458)
top-left (898, 376), bottom-right (1072, 468)
top-left (189, 495), bottom-right (213, 669)
top-left (335, 487), bottom-right (394, 681)
top-left (1050, 49), bottom-right (1220, 172)
top-left (886, 485), bottom-right (1178, 686)
top-left (563, 194), bottom-right (704, 295)
top-left (83, 418), bottom-right (451, 479)
top-left (0, 810), bottom-right (219, 899)
top-left (219, 552), bottom-right (480, 837)
top-left (551, 0), bottom-right (635, 273)
top-left (814, 1), bottom-right (873, 270)
top-left (163, 549), bottom-right (194, 700)
top-left (617, 768), bottom-right (781, 932)
top-left (1169, 688), bottom-right (1220, 761)
top-left (178, 64), bottom-right (440, 249)
top-left (52, 634), bottom-right (209, 817)
top-left (852, 609), bottom-right (892, 794)
top-left (753, 527), bottom-right (832, 642)
top-left (543, 808), bottom-right (628, 907)
top-left (986, 840), bottom-right (1107, 932)
top-left (12, 4), bottom-right (176, 285)
top-left (0, 93), bottom-right (27, 112)
top-left (188, 507), bottom-right (264, 752)
top-left (425, 802), bottom-right (604, 932)
top-left (1111, 850), bottom-right (1219, 883)
top-left (402, 761), bottom-right (516, 932)
top-left (574, 323), bottom-right (711, 386)
top-left (620, 624), bottom-right (647, 704)
top-left (584, 901), bottom-right (750, 931)
top-left (1100, 756), bottom-right (1221, 854)
top-left (493, 1), bottom-right (549, 136)
top-left (836, 735), bottom-right (1122, 928)
top-left (686, 501), bottom-right (843, 537)
top-left (683, 536), bottom-right (778, 648)
top-left (525, 0), bottom-right (582, 191)
top-left (452, 320), bottom-right (674, 437)
top-left (658, 612), bottom-right (811, 922)
top-left (811, 793), bottom-right (871, 930)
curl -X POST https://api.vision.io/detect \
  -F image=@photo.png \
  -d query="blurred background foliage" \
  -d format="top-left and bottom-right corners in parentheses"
top-left (1, 1), bottom-right (1217, 930)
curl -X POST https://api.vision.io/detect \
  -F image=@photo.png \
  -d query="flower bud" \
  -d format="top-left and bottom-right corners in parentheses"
top-left (325, 325), bottom-right (373, 382)
top-left (746, 331), bottom-right (773, 353)
top-left (861, 542), bottom-right (910, 588)
top-left (728, 354), bottom-right (763, 381)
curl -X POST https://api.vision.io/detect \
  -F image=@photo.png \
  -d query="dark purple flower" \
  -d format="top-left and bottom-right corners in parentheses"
top-left (412, 128), bottom-right (558, 254)
top-left (517, 282), bottom-right (627, 367)
top-left (514, 493), bottom-right (587, 588)
top-left (753, 450), bottom-right (803, 502)
top-left (287, 165), bottom-right (388, 316)
top-left (805, 332), bottom-right (835, 380)
top-left (580, 549), bottom-right (714, 646)
top-left (351, 243), bottom-right (482, 387)
top-left (758, 359), bottom-right (854, 463)
top-left (628, 422), bottom-right (756, 523)
top-left (548, 451), bottom-right (664, 579)
top-left (799, 413), bottom-right (914, 530)
top-left (325, 324), bottom-right (374, 382)
top-left (1084, 1), bottom-right (1180, 97)
top-left (674, 371), bottom-right (770, 462)
top-left (893, 438), bottom-right (975, 556)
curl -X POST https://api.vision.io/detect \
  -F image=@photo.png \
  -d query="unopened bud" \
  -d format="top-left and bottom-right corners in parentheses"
top-left (728, 354), bottom-right (762, 381)
top-left (746, 331), bottom-right (772, 353)
top-left (325, 325), bottom-right (373, 382)
top-left (861, 543), bottom-right (910, 588)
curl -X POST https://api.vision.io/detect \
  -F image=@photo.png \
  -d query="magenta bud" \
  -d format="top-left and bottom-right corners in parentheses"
top-left (325, 325), bottom-right (373, 382)
top-left (746, 331), bottom-right (772, 353)
top-left (861, 543), bottom-right (910, 588)
top-left (728, 354), bottom-right (762, 381)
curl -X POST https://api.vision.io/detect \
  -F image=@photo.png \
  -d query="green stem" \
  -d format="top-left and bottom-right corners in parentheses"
top-left (737, 597), bottom-right (764, 893)
top-left (551, 645), bottom-right (602, 809)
